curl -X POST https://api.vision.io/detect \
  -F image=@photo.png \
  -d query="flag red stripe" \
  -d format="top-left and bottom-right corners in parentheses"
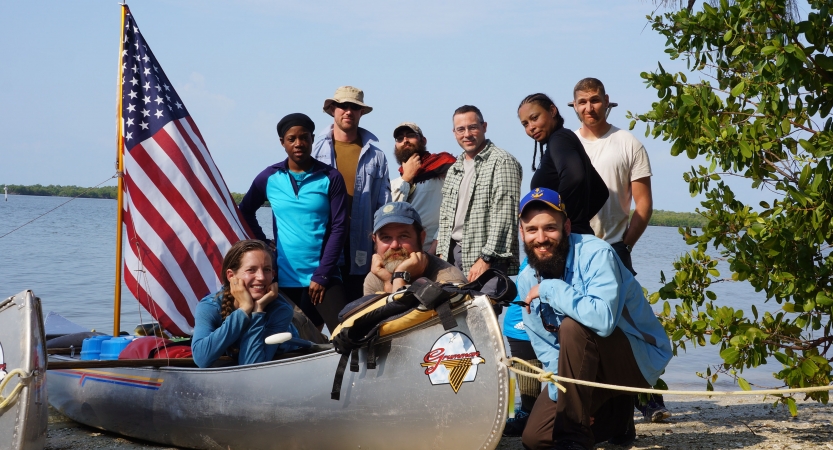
top-left (129, 143), bottom-right (225, 278)
top-left (154, 125), bottom-right (241, 245)
top-left (180, 117), bottom-right (254, 238)
top-left (122, 202), bottom-right (197, 329)
top-left (123, 168), bottom-right (211, 304)
top-left (123, 260), bottom-right (187, 336)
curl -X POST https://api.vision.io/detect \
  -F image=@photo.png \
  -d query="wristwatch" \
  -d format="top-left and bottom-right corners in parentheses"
top-left (479, 254), bottom-right (495, 264)
top-left (392, 271), bottom-right (411, 283)
top-left (625, 244), bottom-right (633, 253)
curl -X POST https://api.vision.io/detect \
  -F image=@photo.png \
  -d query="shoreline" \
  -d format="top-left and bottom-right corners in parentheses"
top-left (47, 396), bottom-right (832, 449)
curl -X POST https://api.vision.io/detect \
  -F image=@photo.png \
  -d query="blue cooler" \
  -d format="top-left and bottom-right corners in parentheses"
top-left (80, 335), bottom-right (112, 360)
top-left (100, 337), bottom-right (134, 360)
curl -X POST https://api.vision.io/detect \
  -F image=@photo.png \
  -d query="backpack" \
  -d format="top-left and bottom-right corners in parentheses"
top-left (329, 269), bottom-right (517, 400)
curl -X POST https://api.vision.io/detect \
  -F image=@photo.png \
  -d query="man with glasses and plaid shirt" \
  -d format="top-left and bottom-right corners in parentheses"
top-left (435, 105), bottom-right (522, 283)
top-left (312, 86), bottom-right (391, 302)
top-left (516, 187), bottom-right (672, 450)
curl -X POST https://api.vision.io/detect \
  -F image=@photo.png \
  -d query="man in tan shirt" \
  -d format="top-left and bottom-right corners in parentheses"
top-left (364, 202), bottom-right (466, 295)
top-left (312, 86), bottom-right (391, 301)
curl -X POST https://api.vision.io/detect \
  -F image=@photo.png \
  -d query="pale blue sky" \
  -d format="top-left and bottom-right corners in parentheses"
top-left (0, 1), bottom-right (771, 212)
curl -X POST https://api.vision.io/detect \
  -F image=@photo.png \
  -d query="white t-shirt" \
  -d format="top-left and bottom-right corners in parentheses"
top-left (575, 125), bottom-right (652, 244)
top-left (391, 175), bottom-right (445, 251)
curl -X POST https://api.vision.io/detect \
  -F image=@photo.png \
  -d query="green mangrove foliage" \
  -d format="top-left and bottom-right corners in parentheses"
top-left (631, 0), bottom-right (833, 413)
top-left (6, 184), bottom-right (119, 199)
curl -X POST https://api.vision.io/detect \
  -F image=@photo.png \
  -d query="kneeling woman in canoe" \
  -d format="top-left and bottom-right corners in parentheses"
top-left (192, 239), bottom-right (297, 368)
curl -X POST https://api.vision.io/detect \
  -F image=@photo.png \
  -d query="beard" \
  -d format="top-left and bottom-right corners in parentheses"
top-left (524, 235), bottom-right (570, 279)
top-left (382, 248), bottom-right (411, 273)
top-left (394, 140), bottom-right (427, 165)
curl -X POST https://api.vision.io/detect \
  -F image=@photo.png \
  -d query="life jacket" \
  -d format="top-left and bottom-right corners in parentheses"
top-left (329, 269), bottom-right (516, 400)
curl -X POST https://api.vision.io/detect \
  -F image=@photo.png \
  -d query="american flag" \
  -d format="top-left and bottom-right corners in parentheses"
top-left (120, 6), bottom-right (249, 336)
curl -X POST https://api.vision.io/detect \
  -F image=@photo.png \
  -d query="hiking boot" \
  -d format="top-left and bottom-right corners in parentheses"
top-left (607, 412), bottom-right (636, 447)
top-left (640, 401), bottom-right (672, 423)
top-left (636, 397), bottom-right (672, 423)
top-left (502, 409), bottom-right (529, 437)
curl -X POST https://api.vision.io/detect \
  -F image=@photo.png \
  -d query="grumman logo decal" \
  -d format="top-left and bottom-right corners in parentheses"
top-left (420, 331), bottom-right (484, 393)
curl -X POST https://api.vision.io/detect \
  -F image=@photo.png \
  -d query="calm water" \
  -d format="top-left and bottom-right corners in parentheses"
top-left (0, 195), bottom-right (784, 389)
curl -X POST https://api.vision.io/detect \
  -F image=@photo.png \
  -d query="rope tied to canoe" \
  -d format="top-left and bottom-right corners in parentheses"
top-left (504, 357), bottom-right (833, 397)
top-left (0, 368), bottom-right (33, 410)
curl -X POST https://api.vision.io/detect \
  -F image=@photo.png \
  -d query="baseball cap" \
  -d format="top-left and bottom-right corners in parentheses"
top-left (373, 202), bottom-right (423, 233)
top-left (519, 188), bottom-right (567, 217)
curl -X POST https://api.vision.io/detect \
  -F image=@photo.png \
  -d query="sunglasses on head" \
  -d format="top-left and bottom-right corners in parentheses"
top-left (336, 102), bottom-right (363, 112)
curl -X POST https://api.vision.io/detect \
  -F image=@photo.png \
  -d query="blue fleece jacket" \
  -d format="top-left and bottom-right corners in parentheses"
top-left (191, 290), bottom-right (298, 368)
top-left (519, 233), bottom-right (672, 401)
top-left (238, 158), bottom-right (348, 288)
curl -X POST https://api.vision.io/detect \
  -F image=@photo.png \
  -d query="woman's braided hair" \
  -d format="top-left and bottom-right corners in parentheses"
top-left (219, 239), bottom-right (271, 319)
top-left (518, 93), bottom-right (565, 171)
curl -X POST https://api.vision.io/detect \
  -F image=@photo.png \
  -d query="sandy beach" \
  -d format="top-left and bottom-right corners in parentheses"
top-left (46, 395), bottom-right (832, 449)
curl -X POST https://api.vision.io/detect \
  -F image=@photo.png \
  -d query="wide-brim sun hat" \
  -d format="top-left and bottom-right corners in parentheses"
top-left (323, 86), bottom-right (373, 116)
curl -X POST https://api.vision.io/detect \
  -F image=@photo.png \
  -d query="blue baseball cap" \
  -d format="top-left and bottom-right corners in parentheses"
top-left (519, 188), bottom-right (567, 217)
top-left (373, 202), bottom-right (423, 233)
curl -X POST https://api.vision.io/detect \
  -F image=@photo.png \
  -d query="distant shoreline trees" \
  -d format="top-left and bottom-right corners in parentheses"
top-left (5, 184), bottom-right (709, 228)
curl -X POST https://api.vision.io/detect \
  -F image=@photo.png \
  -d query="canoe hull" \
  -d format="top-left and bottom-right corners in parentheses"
top-left (48, 296), bottom-right (509, 450)
top-left (0, 291), bottom-right (48, 450)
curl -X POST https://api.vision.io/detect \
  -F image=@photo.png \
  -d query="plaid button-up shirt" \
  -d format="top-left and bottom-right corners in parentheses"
top-left (437, 140), bottom-right (522, 275)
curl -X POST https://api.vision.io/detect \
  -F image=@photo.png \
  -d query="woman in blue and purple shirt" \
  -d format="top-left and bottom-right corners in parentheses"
top-left (239, 113), bottom-right (349, 332)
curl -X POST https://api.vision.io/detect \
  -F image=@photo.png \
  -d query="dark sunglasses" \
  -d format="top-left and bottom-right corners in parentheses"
top-left (394, 132), bottom-right (418, 143)
top-left (335, 102), bottom-right (363, 112)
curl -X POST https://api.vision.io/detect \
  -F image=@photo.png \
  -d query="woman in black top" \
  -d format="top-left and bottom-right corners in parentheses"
top-left (517, 93), bottom-right (608, 235)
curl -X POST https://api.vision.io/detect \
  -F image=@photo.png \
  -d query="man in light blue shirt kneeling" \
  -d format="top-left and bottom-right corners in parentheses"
top-left (516, 188), bottom-right (672, 450)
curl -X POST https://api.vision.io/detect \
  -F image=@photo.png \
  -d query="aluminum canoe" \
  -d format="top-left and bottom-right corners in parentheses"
top-left (47, 295), bottom-right (510, 450)
top-left (0, 291), bottom-right (48, 450)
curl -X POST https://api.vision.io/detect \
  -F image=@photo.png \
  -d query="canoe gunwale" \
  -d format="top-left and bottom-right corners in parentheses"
top-left (49, 296), bottom-right (485, 375)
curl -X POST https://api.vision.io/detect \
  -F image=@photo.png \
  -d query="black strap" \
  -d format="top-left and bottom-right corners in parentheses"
top-left (366, 338), bottom-right (377, 370)
top-left (349, 348), bottom-right (360, 372)
top-left (331, 352), bottom-right (351, 400)
top-left (435, 301), bottom-right (457, 330)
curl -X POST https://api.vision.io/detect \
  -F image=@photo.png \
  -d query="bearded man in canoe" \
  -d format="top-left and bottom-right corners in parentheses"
top-left (364, 202), bottom-right (466, 295)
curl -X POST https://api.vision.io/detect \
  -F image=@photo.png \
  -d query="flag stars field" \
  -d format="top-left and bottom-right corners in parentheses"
top-left (115, 8), bottom-right (248, 335)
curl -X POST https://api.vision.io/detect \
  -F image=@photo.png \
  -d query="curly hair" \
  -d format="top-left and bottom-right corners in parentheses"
top-left (518, 93), bottom-right (564, 171)
top-left (219, 239), bottom-right (271, 319)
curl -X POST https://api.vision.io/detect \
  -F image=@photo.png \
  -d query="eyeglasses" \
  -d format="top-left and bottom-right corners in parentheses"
top-left (394, 132), bottom-right (418, 143)
top-left (335, 102), bottom-right (363, 112)
top-left (453, 124), bottom-right (481, 135)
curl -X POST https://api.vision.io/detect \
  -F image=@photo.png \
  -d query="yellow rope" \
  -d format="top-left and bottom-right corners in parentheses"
top-left (505, 357), bottom-right (833, 397)
top-left (0, 369), bottom-right (32, 410)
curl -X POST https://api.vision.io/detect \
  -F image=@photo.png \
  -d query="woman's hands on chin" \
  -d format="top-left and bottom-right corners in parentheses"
top-left (230, 275), bottom-right (255, 316)
top-left (255, 282), bottom-right (279, 313)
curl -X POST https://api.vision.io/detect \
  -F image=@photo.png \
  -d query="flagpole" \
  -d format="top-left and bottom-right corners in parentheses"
top-left (113, 3), bottom-right (127, 337)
